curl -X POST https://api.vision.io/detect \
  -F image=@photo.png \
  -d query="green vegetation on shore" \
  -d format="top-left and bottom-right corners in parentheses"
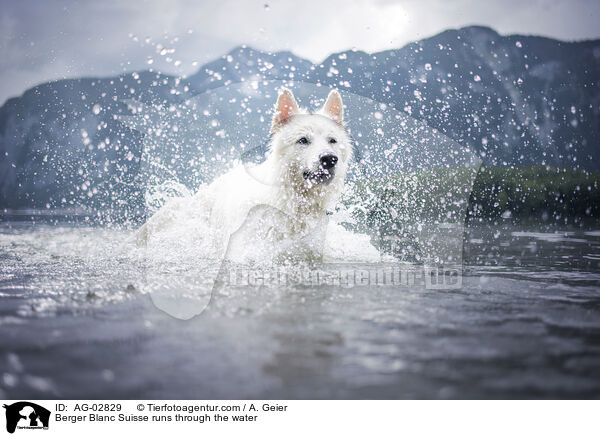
top-left (468, 166), bottom-right (600, 224)
top-left (341, 166), bottom-right (600, 231)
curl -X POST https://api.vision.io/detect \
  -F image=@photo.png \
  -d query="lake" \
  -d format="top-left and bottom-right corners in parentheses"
top-left (1, 218), bottom-right (599, 399)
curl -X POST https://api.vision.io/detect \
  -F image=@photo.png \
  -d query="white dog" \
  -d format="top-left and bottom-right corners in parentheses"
top-left (137, 88), bottom-right (378, 263)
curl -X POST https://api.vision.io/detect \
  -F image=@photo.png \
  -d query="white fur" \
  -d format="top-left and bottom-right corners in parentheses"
top-left (137, 88), bottom-right (378, 263)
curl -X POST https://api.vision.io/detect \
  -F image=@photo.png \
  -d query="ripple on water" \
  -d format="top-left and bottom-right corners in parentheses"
top-left (0, 222), bottom-right (599, 398)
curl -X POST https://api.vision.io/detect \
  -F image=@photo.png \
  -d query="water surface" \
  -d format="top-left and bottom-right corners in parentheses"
top-left (1, 219), bottom-right (599, 399)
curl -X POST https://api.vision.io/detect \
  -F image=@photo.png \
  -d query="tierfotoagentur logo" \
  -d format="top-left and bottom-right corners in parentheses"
top-left (2, 402), bottom-right (50, 434)
top-left (222, 263), bottom-right (462, 289)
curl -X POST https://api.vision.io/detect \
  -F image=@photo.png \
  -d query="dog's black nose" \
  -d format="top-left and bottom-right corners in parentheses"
top-left (320, 153), bottom-right (338, 169)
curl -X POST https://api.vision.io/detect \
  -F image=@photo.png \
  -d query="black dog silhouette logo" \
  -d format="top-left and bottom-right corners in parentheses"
top-left (3, 402), bottom-right (50, 433)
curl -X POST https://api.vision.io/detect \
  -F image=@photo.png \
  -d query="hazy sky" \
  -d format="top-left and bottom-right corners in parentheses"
top-left (1, 0), bottom-right (599, 105)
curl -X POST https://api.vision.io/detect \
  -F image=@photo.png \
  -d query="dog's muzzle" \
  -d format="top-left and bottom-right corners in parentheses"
top-left (303, 153), bottom-right (338, 184)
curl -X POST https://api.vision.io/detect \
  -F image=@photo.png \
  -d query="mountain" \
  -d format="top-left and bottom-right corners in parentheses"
top-left (187, 45), bottom-right (313, 91)
top-left (0, 26), bottom-right (598, 214)
top-left (312, 26), bottom-right (600, 169)
top-left (0, 71), bottom-right (191, 216)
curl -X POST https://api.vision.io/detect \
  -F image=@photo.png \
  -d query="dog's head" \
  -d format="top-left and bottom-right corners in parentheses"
top-left (269, 88), bottom-right (352, 200)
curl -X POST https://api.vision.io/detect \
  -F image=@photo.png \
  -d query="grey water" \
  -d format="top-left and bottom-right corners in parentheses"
top-left (1, 218), bottom-right (599, 399)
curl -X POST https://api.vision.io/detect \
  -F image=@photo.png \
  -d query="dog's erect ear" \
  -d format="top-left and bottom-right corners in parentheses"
top-left (272, 88), bottom-right (299, 132)
top-left (322, 90), bottom-right (344, 124)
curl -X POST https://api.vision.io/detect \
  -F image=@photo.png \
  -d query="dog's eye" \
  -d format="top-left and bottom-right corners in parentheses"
top-left (329, 138), bottom-right (337, 144)
top-left (297, 137), bottom-right (309, 144)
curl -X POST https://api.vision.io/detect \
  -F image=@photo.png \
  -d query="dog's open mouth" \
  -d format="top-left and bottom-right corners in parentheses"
top-left (303, 167), bottom-right (335, 185)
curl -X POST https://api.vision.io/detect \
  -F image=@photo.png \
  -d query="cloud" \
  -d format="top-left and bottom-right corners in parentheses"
top-left (0, 0), bottom-right (599, 105)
